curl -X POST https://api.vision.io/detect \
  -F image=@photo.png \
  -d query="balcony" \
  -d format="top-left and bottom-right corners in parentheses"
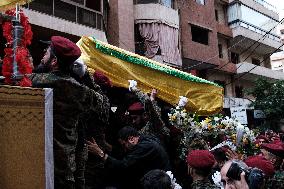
top-left (236, 62), bottom-right (284, 80)
top-left (229, 20), bottom-right (283, 54)
top-left (229, 0), bottom-right (278, 19)
top-left (24, 0), bottom-right (104, 30)
top-left (134, 0), bottom-right (175, 9)
top-left (253, 0), bottom-right (277, 12)
top-left (134, 3), bottom-right (179, 28)
top-left (22, 0), bottom-right (107, 41)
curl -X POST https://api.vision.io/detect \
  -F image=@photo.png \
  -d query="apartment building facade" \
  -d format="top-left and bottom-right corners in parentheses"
top-left (107, 0), bottom-right (284, 125)
top-left (271, 53), bottom-right (284, 72)
top-left (271, 10), bottom-right (284, 73)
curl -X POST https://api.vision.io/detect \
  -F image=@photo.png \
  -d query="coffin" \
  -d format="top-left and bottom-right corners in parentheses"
top-left (78, 36), bottom-right (224, 115)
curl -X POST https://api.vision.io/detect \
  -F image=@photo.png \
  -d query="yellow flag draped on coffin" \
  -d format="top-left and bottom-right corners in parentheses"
top-left (77, 36), bottom-right (224, 115)
top-left (0, 0), bottom-right (33, 11)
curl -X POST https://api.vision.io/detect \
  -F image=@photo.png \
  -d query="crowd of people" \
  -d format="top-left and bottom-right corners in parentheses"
top-left (0, 35), bottom-right (283, 189)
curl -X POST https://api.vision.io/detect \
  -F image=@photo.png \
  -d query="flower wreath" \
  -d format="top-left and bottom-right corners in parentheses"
top-left (2, 9), bottom-right (33, 86)
top-left (168, 100), bottom-right (258, 160)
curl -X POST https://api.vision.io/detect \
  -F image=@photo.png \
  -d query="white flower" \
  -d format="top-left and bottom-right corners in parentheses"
top-left (178, 96), bottom-right (188, 108)
top-left (128, 80), bottom-right (137, 91)
top-left (200, 120), bottom-right (208, 129)
top-left (212, 171), bottom-right (224, 189)
top-left (210, 141), bottom-right (236, 152)
top-left (214, 117), bottom-right (220, 122)
top-left (166, 171), bottom-right (182, 189)
top-left (181, 112), bottom-right (187, 118)
top-left (244, 127), bottom-right (250, 133)
top-left (166, 171), bottom-right (174, 180)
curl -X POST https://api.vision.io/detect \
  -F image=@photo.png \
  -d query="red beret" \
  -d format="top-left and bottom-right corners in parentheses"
top-left (245, 155), bottom-right (275, 178)
top-left (128, 102), bottom-right (144, 115)
top-left (51, 36), bottom-right (81, 64)
top-left (187, 150), bottom-right (215, 169)
top-left (261, 142), bottom-right (284, 158)
top-left (93, 71), bottom-right (112, 89)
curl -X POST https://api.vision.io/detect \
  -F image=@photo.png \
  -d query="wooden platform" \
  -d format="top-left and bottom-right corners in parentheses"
top-left (0, 85), bottom-right (53, 189)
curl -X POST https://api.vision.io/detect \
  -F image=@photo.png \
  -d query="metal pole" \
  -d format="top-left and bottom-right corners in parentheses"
top-left (12, 3), bottom-right (24, 82)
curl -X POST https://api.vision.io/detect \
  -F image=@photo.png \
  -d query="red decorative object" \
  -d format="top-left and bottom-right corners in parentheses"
top-left (2, 9), bottom-right (33, 87)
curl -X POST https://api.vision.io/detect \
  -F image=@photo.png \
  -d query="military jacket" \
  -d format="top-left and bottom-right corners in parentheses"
top-left (30, 72), bottom-right (109, 181)
top-left (267, 170), bottom-right (284, 189)
top-left (191, 180), bottom-right (219, 189)
top-left (134, 89), bottom-right (170, 139)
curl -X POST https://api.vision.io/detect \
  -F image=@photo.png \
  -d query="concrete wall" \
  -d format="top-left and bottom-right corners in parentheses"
top-left (134, 4), bottom-right (179, 28)
top-left (108, 0), bottom-right (135, 52)
top-left (215, 0), bottom-right (233, 37)
top-left (237, 78), bottom-right (255, 99)
top-left (218, 36), bottom-right (230, 62)
top-left (23, 8), bottom-right (107, 42)
top-left (180, 0), bottom-right (219, 66)
top-left (215, 1), bottom-right (227, 25)
top-left (236, 62), bottom-right (284, 80)
top-left (207, 70), bottom-right (234, 96)
top-left (239, 52), bottom-right (265, 65)
top-left (118, 0), bottom-right (135, 52)
top-left (230, 26), bottom-right (282, 52)
top-left (271, 52), bottom-right (284, 72)
top-left (107, 0), bottom-right (120, 47)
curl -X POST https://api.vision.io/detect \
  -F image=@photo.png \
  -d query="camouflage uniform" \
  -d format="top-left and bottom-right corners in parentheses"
top-left (133, 89), bottom-right (169, 141)
top-left (72, 70), bottom-right (107, 188)
top-left (191, 180), bottom-right (219, 189)
top-left (74, 71), bottom-right (111, 189)
top-left (30, 72), bottom-right (109, 189)
top-left (84, 97), bottom-right (111, 189)
top-left (267, 170), bottom-right (284, 189)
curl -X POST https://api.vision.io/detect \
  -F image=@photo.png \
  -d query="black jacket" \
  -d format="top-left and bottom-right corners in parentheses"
top-left (105, 135), bottom-right (171, 189)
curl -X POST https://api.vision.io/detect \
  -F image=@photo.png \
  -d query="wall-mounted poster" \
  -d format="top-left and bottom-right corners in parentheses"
top-left (230, 106), bottom-right (248, 125)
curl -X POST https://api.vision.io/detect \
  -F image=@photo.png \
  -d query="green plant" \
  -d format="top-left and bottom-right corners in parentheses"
top-left (246, 78), bottom-right (284, 130)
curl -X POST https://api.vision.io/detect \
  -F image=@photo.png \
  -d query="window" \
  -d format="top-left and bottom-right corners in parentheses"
top-left (196, 0), bottom-right (205, 5)
top-left (191, 25), bottom-right (209, 45)
top-left (134, 25), bottom-right (145, 56)
top-left (135, 0), bottom-right (174, 8)
top-left (215, 10), bottom-right (219, 21)
top-left (69, 0), bottom-right (84, 4)
top-left (252, 58), bottom-right (260, 66)
top-left (231, 52), bottom-right (239, 64)
top-left (218, 44), bottom-right (223, 58)
top-left (162, 0), bottom-right (173, 8)
top-left (86, 0), bottom-right (101, 12)
top-left (235, 86), bottom-right (243, 98)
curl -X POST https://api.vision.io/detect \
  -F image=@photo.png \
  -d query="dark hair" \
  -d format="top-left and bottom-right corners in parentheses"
top-left (49, 46), bottom-right (56, 60)
top-left (141, 169), bottom-right (172, 189)
top-left (117, 126), bottom-right (139, 141)
top-left (212, 148), bottom-right (228, 162)
top-left (50, 46), bottom-right (71, 74)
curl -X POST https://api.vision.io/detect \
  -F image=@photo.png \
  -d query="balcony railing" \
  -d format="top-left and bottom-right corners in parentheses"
top-left (24, 0), bottom-right (104, 31)
top-left (253, 0), bottom-right (277, 12)
top-left (134, 0), bottom-right (175, 9)
top-left (230, 20), bottom-right (281, 42)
